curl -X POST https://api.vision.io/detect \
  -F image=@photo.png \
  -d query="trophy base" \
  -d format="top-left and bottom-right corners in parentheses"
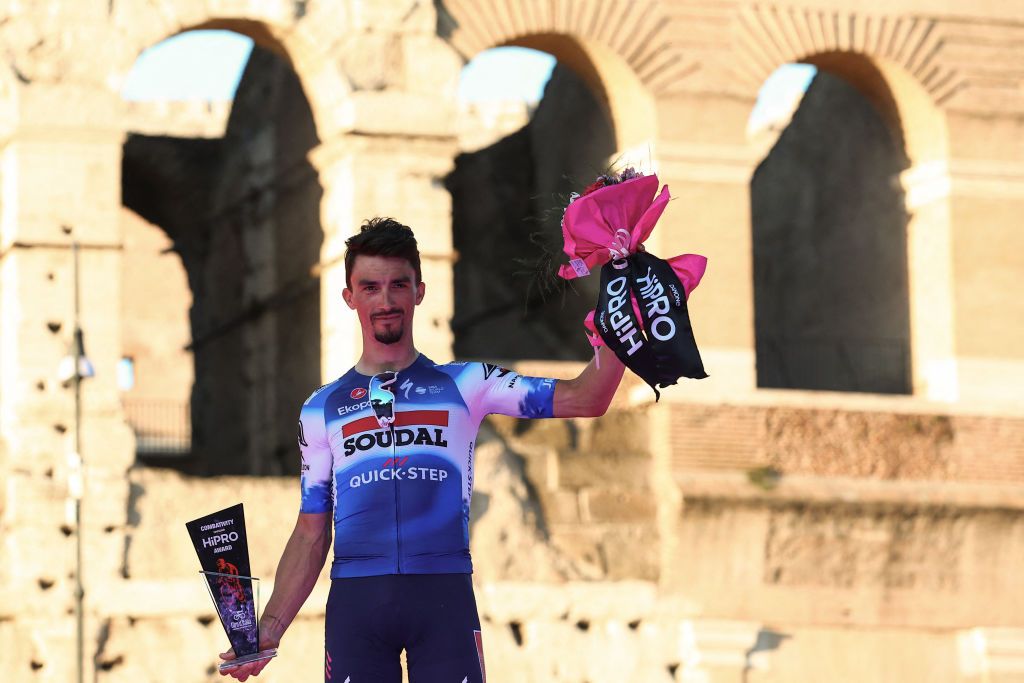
top-left (219, 648), bottom-right (278, 672)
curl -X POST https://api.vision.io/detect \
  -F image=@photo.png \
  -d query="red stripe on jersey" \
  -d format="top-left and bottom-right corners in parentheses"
top-left (342, 409), bottom-right (450, 437)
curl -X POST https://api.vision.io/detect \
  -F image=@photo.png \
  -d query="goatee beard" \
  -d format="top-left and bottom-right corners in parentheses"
top-left (374, 327), bottom-right (403, 345)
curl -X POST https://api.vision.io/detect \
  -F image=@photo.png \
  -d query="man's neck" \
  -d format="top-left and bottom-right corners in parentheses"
top-left (355, 339), bottom-right (420, 376)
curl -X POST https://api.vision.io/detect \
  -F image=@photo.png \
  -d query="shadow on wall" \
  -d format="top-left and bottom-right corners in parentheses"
top-left (121, 45), bottom-right (323, 475)
top-left (446, 63), bottom-right (616, 362)
top-left (751, 71), bottom-right (912, 395)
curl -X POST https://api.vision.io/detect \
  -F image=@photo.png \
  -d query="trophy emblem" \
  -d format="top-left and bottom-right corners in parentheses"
top-left (186, 503), bottom-right (278, 671)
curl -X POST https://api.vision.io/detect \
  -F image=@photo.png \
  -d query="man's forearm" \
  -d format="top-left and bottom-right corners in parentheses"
top-left (577, 348), bottom-right (625, 413)
top-left (259, 517), bottom-right (332, 645)
top-left (554, 348), bottom-right (625, 417)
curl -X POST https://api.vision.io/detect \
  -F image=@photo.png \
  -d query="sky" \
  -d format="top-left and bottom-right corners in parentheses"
top-left (121, 30), bottom-right (256, 101)
top-left (121, 30), bottom-right (815, 128)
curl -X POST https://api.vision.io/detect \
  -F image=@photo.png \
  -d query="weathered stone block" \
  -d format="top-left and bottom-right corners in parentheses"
top-left (0, 574), bottom-right (74, 619)
top-left (349, 0), bottom-right (434, 33)
top-left (109, 3), bottom-right (180, 58)
top-left (958, 509), bottom-right (1024, 609)
top-left (2, 138), bottom-right (122, 244)
top-left (763, 504), bottom-right (967, 592)
top-left (80, 529), bottom-right (130, 584)
top-left (4, 473), bottom-right (71, 525)
top-left (546, 527), bottom-right (607, 580)
top-left (560, 582), bottom-right (661, 622)
top-left (477, 583), bottom-right (572, 623)
top-left (583, 488), bottom-right (658, 524)
top-left (344, 150), bottom-right (457, 239)
top-left (350, 90), bottom-right (456, 137)
top-left (536, 488), bottom-right (581, 525)
top-left (515, 417), bottom-right (577, 452)
top-left (517, 620), bottom-right (588, 681)
top-left (2, 433), bottom-right (68, 476)
top-left (766, 625), bottom-right (961, 683)
top-left (4, 523), bottom-right (76, 586)
top-left (584, 408), bottom-right (654, 456)
top-left (763, 408), bottom-right (957, 480)
top-left (548, 525), bottom-right (660, 582)
top-left (668, 497), bottom-right (770, 594)
top-left (401, 35), bottom-right (462, 97)
top-left (2, 617), bottom-right (77, 683)
top-left (288, 4), bottom-right (353, 57)
top-left (94, 614), bottom-right (325, 683)
top-left (125, 469), bottom-right (297, 581)
top-left (597, 526), bottom-right (660, 581)
top-left (558, 450), bottom-right (652, 491)
top-left (470, 439), bottom-right (583, 581)
top-left (337, 32), bottom-right (404, 91)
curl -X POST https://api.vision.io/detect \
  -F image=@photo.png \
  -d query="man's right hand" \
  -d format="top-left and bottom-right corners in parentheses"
top-left (218, 636), bottom-right (278, 682)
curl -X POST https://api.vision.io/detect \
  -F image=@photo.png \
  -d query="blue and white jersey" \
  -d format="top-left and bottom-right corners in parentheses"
top-left (298, 354), bottom-right (556, 578)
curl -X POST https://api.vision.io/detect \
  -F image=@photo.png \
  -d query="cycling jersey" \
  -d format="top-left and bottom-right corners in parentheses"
top-left (298, 354), bottom-right (557, 578)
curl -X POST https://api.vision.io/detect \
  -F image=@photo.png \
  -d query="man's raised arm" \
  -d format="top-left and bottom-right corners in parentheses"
top-left (553, 349), bottom-right (626, 418)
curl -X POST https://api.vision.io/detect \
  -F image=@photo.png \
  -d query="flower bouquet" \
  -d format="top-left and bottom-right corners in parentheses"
top-left (558, 169), bottom-right (708, 398)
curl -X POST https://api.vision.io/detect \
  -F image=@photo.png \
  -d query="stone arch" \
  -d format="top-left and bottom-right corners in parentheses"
top-left (110, 9), bottom-right (356, 141)
top-left (120, 30), bottom-right (326, 474)
top-left (112, 12), bottom-right (361, 381)
top-left (735, 8), bottom-right (957, 399)
top-left (733, 8), bottom-right (962, 102)
top-left (440, 0), bottom-right (689, 154)
top-left (438, 4), bottom-right (692, 362)
top-left (750, 67), bottom-right (913, 393)
top-left (445, 47), bottom-right (618, 361)
top-left (731, 9), bottom-right (956, 216)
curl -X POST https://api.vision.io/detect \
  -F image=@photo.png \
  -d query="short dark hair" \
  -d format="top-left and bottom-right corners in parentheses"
top-left (344, 217), bottom-right (421, 289)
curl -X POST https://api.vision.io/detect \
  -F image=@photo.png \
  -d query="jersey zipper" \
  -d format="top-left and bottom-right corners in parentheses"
top-left (391, 424), bottom-right (402, 573)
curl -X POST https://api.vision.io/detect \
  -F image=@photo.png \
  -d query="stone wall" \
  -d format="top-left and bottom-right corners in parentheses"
top-left (122, 45), bottom-right (323, 475)
top-left (669, 397), bottom-right (1024, 484)
top-left (50, 388), bottom-right (1024, 683)
top-left (2, 1), bottom-right (1024, 682)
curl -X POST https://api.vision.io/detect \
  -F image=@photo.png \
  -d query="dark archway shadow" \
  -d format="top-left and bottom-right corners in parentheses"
top-left (751, 70), bottom-right (912, 394)
top-left (446, 62), bottom-right (616, 361)
top-left (122, 43), bottom-right (324, 475)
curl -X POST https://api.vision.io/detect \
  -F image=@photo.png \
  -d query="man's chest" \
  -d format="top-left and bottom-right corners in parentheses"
top-left (324, 377), bottom-right (471, 463)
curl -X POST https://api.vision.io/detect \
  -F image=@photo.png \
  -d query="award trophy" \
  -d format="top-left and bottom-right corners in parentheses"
top-left (186, 504), bottom-right (278, 672)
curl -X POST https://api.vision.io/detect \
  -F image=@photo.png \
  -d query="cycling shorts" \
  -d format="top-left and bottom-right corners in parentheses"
top-left (324, 573), bottom-right (486, 683)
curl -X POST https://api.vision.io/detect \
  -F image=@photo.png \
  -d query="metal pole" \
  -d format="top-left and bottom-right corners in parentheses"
top-left (72, 240), bottom-right (84, 683)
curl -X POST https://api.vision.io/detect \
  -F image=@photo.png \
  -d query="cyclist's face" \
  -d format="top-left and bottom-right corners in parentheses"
top-left (343, 255), bottom-right (424, 346)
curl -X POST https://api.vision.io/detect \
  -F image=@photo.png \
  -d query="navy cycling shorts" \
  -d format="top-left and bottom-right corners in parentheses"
top-left (324, 573), bottom-right (486, 683)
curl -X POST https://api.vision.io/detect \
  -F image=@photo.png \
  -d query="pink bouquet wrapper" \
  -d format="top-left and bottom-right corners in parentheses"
top-left (558, 174), bottom-right (671, 280)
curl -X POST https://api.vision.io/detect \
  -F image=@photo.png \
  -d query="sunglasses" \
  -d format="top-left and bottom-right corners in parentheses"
top-left (369, 371), bottom-right (398, 428)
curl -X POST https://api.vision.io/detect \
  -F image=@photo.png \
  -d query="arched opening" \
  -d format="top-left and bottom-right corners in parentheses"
top-left (120, 27), bottom-right (323, 475)
top-left (749, 55), bottom-right (913, 394)
top-left (447, 38), bottom-right (652, 361)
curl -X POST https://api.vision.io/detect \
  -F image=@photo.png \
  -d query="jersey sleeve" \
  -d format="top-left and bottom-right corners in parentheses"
top-left (298, 389), bottom-right (333, 514)
top-left (463, 362), bottom-right (557, 420)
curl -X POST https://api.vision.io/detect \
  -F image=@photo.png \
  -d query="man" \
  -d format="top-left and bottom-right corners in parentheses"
top-left (221, 217), bottom-right (624, 682)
